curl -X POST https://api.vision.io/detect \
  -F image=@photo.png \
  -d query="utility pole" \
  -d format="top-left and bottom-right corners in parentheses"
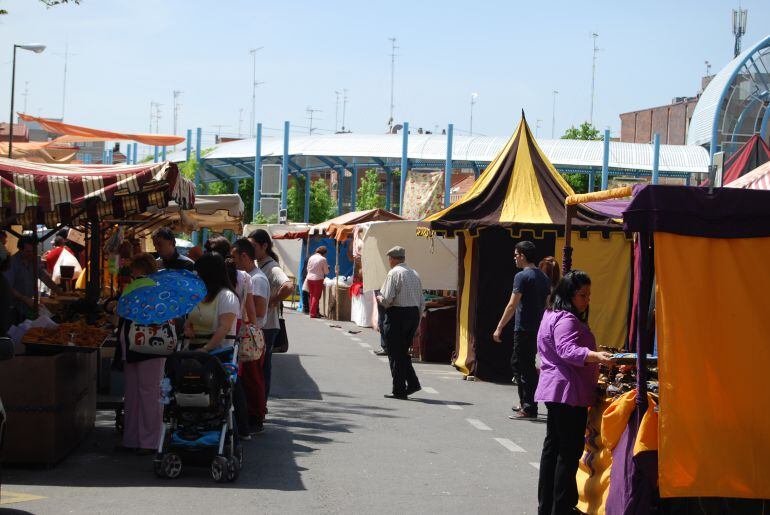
top-left (334, 90), bottom-right (340, 133)
top-left (732, 6), bottom-right (747, 58)
top-left (535, 119), bottom-right (542, 138)
top-left (341, 89), bottom-right (349, 132)
top-left (21, 81), bottom-right (29, 114)
top-left (149, 102), bottom-right (162, 134)
top-left (306, 107), bottom-right (322, 135)
top-left (388, 37), bottom-right (399, 129)
top-left (590, 33), bottom-right (601, 126)
top-left (551, 90), bottom-right (559, 138)
top-left (212, 124), bottom-right (229, 143)
top-left (249, 47), bottom-right (264, 136)
top-left (469, 93), bottom-right (478, 136)
top-left (172, 90), bottom-right (182, 136)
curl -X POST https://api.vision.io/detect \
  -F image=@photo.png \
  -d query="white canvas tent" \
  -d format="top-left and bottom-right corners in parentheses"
top-left (360, 220), bottom-right (458, 292)
top-left (243, 223), bottom-right (309, 280)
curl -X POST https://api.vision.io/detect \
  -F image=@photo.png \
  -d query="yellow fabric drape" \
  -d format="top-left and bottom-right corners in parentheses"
top-left (655, 232), bottom-right (770, 499)
top-left (453, 232), bottom-right (474, 375)
top-left (556, 232), bottom-right (631, 349)
top-left (499, 131), bottom-right (552, 224)
top-left (578, 397), bottom-right (614, 515)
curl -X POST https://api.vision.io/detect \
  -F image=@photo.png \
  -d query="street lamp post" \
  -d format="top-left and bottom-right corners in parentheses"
top-left (8, 43), bottom-right (46, 158)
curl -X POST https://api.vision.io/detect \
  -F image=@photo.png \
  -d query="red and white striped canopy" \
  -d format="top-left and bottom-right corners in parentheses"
top-left (0, 158), bottom-right (195, 228)
top-left (726, 160), bottom-right (770, 191)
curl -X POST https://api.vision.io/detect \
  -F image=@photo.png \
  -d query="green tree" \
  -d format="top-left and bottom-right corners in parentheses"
top-left (286, 175), bottom-right (305, 222)
top-left (357, 169), bottom-right (384, 210)
top-left (560, 121), bottom-right (602, 194)
top-left (286, 175), bottom-right (336, 223)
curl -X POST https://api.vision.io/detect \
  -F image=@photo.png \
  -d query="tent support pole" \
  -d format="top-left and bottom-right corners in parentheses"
top-left (562, 205), bottom-right (576, 275)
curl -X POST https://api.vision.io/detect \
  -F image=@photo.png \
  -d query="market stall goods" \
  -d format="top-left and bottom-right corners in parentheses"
top-left (22, 323), bottom-right (110, 348)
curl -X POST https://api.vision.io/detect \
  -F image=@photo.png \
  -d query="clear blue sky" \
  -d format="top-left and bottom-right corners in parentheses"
top-left (1, 0), bottom-right (769, 155)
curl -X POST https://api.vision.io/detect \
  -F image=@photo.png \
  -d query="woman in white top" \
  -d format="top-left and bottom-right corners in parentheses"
top-left (184, 253), bottom-right (239, 352)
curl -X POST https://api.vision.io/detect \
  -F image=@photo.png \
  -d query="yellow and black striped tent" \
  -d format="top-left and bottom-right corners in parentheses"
top-left (419, 115), bottom-right (631, 381)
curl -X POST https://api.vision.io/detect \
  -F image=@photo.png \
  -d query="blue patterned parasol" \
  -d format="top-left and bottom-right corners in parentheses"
top-left (117, 269), bottom-right (206, 325)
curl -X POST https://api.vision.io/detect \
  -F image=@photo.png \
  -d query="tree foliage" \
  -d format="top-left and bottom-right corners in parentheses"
top-left (356, 169), bottom-right (384, 210)
top-left (1, 0), bottom-right (80, 14)
top-left (559, 121), bottom-right (603, 194)
top-left (286, 175), bottom-right (336, 223)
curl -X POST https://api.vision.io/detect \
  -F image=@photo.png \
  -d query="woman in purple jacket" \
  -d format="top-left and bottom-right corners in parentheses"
top-left (535, 270), bottom-right (613, 515)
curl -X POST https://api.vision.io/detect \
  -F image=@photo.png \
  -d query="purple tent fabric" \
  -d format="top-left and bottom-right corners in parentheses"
top-left (584, 200), bottom-right (630, 220)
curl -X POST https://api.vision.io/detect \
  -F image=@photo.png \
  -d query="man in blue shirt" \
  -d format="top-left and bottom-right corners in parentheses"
top-left (493, 241), bottom-right (551, 419)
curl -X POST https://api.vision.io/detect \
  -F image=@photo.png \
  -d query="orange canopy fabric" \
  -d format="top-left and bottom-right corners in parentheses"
top-left (18, 113), bottom-right (185, 146)
top-left (0, 142), bottom-right (76, 163)
top-left (655, 232), bottom-right (770, 499)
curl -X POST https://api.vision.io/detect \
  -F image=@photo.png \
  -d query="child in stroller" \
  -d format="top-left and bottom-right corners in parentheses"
top-left (154, 345), bottom-right (243, 482)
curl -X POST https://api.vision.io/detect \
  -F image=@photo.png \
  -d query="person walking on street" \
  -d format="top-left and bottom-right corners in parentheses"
top-left (493, 241), bottom-right (551, 419)
top-left (305, 246), bottom-right (329, 318)
top-left (535, 271), bottom-right (612, 515)
top-left (248, 229), bottom-right (293, 398)
top-left (377, 246), bottom-right (424, 400)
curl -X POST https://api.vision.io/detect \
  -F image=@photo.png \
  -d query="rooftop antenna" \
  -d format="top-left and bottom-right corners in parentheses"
top-left (212, 124), bottom-right (229, 143)
top-left (172, 90), bottom-right (182, 135)
top-left (341, 89), bottom-right (349, 132)
top-left (387, 37), bottom-right (399, 129)
top-left (705, 60), bottom-right (712, 76)
top-left (54, 41), bottom-right (77, 120)
top-left (535, 119), bottom-right (542, 138)
top-left (249, 47), bottom-right (264, 136)
top-left (334, 90), bottom-right (340, 133)
top-left (306, 107), bottom-right (322, 135)
top-left (732, 5), bottom-right (747, 58)
top-left (153, 102), bottom-right (163, 134)
top-left (551, 90), bottom-right (559, 138)
top-left (21, 81), bottom-right (29, 114)
top-left (469, 93), bottom-right (478, 136)
top-left (589, 33), bottom-right (602, 126)
top-left (238, 107), bottom-right (244, 138)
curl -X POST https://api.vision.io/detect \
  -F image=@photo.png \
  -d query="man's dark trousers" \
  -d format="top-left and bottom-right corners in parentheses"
top-left (511, 330), bottom-right (539, 414)
top-left (383, 306), bottom-right (421, 396)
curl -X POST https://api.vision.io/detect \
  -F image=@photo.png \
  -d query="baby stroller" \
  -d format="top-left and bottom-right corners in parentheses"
top-left (154, 344), bottom-right (243, 482)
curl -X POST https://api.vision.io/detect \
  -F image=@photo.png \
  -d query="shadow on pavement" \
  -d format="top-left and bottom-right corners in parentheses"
top-left (4, 350), bottom-right (397, 493)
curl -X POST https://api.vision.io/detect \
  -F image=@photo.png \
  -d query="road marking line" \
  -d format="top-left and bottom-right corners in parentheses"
top-left (529, 462), bottom-right (540, 470)
top-left (378, 357), bottom-right (389, 363)
top-left (422, 386), bottom-right (438, 394)
top-left (494, 437), bottom-right (526, 453)
top-left (0, 491), bottom-right (47, 505)
top-left (357, 342), bottom-right (371, 348)
top-left (466, 418), bottom-right (492, 431)
top-left (445, 403), bottom-right (463, 410)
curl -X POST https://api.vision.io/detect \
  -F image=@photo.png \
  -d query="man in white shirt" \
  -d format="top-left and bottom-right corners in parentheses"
top-left (377, 246), bottom-right (424, 400)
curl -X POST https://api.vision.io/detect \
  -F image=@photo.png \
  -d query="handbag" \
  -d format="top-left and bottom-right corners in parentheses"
top-left (239, 325), bottom-right (265, 362)
top-left (273, 304), bottom-right (289, 353)
top-left (122, 319), bottom-right (178, 356)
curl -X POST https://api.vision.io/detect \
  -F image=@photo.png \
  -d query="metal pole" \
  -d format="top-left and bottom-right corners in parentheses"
top-left (399, 122), bottom-right (409, 215)
top-left (337, 168), bottom-right (344, 215)
top-left (601, 129), bottom-right (610, 190)
top-left (444, 123), bottom-right (454, 207)
top-left (132, 143), bottom-right (138, 165)
top-left (651, 133), bottom-right (661, 185)
top-left (8, 46), bottom-right (17, 158)
top-left (588, 170), bottom-right (595, 192)
top-left (351, 158), bottom-right (358, 211)
top-left (253, 122), bottom-right (262, 221)
top-left (153, 146), bottom-right (159, 163)
top-left (185, 128), bottom-right (192, 162)
top-left (385, 169), bottom-right (392, 211)
top-left (304, 172), bottom-right (311, 223)
top-left (195, 127), bottom-right (202, 192)
top-left (281, 121), bottom-right (290, 210)
top-left (161, 145), bottom-right (167, 161)
top-left (231, 178), bottom-right (239, 195)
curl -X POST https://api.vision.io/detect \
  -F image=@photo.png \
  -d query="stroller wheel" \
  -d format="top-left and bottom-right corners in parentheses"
top-left (211, 456), bottom-right (229, 483)
top-left (157, 453), bottom-right (182, 479)
top-left (226, 456), bottom-right (240, 482)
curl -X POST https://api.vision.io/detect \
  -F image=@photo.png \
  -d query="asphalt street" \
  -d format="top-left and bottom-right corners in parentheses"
top-left (2, 308), bottom-right (547, 514)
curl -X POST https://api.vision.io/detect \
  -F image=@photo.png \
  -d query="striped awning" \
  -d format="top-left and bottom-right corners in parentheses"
top-left (419, 114), bottom-right (618, 236)
top-left (0, 158), bottom-right (195, 228)
top-left (726, 160), bottom-right (770, 190)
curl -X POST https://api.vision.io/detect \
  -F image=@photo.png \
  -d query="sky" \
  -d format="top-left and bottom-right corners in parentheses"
top-left (1, 0), bottom-right (769, 157)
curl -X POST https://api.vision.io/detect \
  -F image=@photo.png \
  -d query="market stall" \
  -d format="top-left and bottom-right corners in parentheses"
top-left (274, 209), bottom-right (402, 320)
top-left (418, 115), bottom-right (629, 382)
top-left (127, 194), bottom-right (243, 236)
top-left (358, 220), bottom-right (458, 361)
top-left (566, 185), bottom-right (770, 513)
top-left (0, 157), bottom-right (194, 465)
